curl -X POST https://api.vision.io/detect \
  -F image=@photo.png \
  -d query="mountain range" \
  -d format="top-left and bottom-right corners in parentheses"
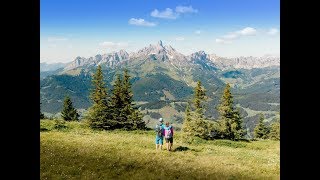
top-left (40, 40), bottom-right (280, 137)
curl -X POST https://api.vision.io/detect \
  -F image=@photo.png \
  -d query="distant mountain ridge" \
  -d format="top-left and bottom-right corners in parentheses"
top-left (58, 40), bottom-right (279, 72)
top-left (40, 62), bottom-right (67, 72)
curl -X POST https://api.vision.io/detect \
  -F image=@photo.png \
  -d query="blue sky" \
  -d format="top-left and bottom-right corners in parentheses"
top-left (40, 0), bottom-right (280, 63)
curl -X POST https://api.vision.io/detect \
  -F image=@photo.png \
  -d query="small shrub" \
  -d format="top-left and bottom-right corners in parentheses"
top-left (40, 119), bottom-right (55, 131)
top-left (54, 120), bottom-right (67, 130)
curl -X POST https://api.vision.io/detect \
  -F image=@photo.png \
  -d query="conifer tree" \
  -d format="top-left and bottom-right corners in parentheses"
top-left (109, 69), bottom-right (146, 130)
top-left (218, 83), bottom-right (244, 140)
top-left (121, 69), bottom-right (145, 130)
top-left (194, 81), bottom-right (206, 115)
top-left (61, 96), bottom-right (79, 121)
top-left (182, 104), bottom-right (193, 137)
top-left (231, 108), bottom-right (245, 140)
top-left (110, 74), bottom-right (125, 128)
top-left (269, 116), bottom-right (280, 140)
top-left (121, 69), bottom-right (134, 129)
top-left (86, 65), bottom-right (111, 129)
top-left (193, 112), bottom-right (209, 138)
top-left (182, 81), bottom-right (209, 139)
top-left (122, 69), bottom-right (133, 106)
top-left (254, 114), bottom-right (269, 139)
top-left (129, 107), bottom-right (145, 130)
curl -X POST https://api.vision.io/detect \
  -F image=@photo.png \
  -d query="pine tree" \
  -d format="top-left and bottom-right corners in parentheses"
top-left (182, 105), bottom-right (193, 137)
top-left (122, 69), bottom-right (133, 106)
top-left (269, 116), bottom-right (280, 140)
top-left (121, 69), bottom-right (134, 129)
top-left (193, 81), bottom-right (206, 115)
top-left (129, 107), bottom-right (146, 130)
top-left (61, 96), bottom-right (79, 121)
top-left (193, 112), bottom-right (209, 139)
top-left (218, 83), bottom-right (234, 139)
top-left (218, 84), bottom-right (234, 119)
top-left (121, 69), bottom-right (145, 130)
top-left (110, 74), bottom-right (125, 129)
top-left (86, 65), bottom-right (111, 129)
top-left (109, 69), bottom-right (146, 130)
top-left (254, 114), bottom-right (269, 139)
top-left (182, 81), bottom-right (209, 140)
top-left (218, 83), bottom-right (244, 140)
top-left (40, 102), bottom-right (45, 119)
top-left (231, 108), bottom-right (245, 140)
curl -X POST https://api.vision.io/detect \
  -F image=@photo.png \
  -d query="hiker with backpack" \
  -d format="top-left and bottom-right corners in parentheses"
top-left (155, 118), bottom-right (164, 150)
top-left (163, 121), bottom-right (174, 151)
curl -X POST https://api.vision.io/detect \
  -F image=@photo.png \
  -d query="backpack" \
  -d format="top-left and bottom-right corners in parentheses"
top-left (155, 124), bottom-right (163, 137)
top-left (165, 126), bottom-right (172, 139)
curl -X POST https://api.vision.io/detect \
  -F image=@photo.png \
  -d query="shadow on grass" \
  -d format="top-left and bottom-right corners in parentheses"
top-left (173, 146), bottom-right (190, 152)
top-left (40, 128), bottom-right (49, 132)
top-left (237, 139), bottom-right (251, 142)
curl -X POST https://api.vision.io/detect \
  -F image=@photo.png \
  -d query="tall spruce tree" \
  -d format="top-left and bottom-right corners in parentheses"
top-left (254, 114), bottom-right (269, 139)
top-left (194, 81), bottom-right (206, 115)
top-left (129, 107), bottom-right (145, 130)
top-left (121, 69), bottom-right (134, 129)
top-left (122, 69), bottom-right (133, 106)
top-left (107, 69), bottom-right (146, 130)
top-left (182, 105), bottom-right (193, 137)
top-left (218, 83), bottom-right (244, 140)
top-left (122, 69), bottom-right (145, 130)
top-left (110, 74), bottom-right (125, 129)
top-left (86, 65), bottom-right (111, 129)
top-left (182, 81), bottom-right (208, 139)
top-left (61, 96), bottom-right (79, 121)
top-left (231, 108), bottom-right (245, 140)
top-left (268, 114), bottom-right (280, 140)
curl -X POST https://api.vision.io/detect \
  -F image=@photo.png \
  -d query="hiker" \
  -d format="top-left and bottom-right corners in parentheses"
top-left (163, 121), bottom-right (174, 151)
top-left (155, 118), bottom-right (164, 150)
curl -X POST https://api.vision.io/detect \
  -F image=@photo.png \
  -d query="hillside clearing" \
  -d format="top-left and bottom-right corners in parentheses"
top-left (40, 120), bottom-right (279, 179)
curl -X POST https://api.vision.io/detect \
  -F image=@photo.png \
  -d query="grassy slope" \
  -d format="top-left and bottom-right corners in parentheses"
top-left (40, 120), bottom-right (279, 180)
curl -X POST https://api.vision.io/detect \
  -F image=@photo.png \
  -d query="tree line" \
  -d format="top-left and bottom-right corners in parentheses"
top-left (182, 81), bottom-right (279, 141)
top-left (254, 113), bottom-right (280, 140)
top-left (40, 65), bottom-right (146, 130)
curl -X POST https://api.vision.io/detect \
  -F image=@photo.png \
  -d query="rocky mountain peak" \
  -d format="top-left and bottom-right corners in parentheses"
top-left (63, 41), bottom-right (279, 71)
top-left (157, 40), bottom-right (163, 47)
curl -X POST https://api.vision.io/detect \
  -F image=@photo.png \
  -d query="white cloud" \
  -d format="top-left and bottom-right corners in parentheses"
top-left (175, 6), bottom-right (198, 13)
top-left (128, 18), bottom-right (156, 26)
top-left (215, 39), bottom-right (232, 44)
top-left (267, 28), bottom-right (279, 35)
top-left (175, 37), bottom-right (185, 41)
top-left (195, 30), bottom-right (201, 34)
top-left (216, 27), bottom-right (257, 44)
top-left (222, 33), bottom-right (239, 40)
top-left (99, 41), bottom-right (129, 48)
top-left (151, 6), bottom-right (198, 20)
top-left (47, 37), bottom-right (68, 42)
top-left (236, 27), bottom-right (257, 36)
top-left (151, 8), bottom-right (178, 19)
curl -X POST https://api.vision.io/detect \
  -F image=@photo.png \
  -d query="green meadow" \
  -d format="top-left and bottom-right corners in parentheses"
top-left (40, 120), bottom-right (279, 179)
